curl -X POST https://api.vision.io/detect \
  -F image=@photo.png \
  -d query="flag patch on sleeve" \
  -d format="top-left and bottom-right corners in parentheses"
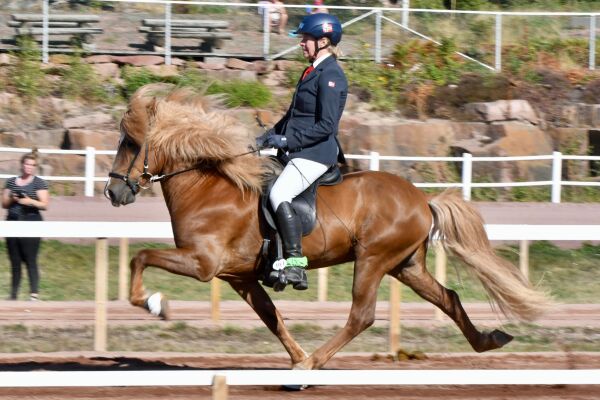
top-left (328, 81), bottom-right (336, 87)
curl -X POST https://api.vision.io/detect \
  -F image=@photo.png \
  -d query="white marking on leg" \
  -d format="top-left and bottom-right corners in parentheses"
top-left (147, 292), bottom-right (163, 316)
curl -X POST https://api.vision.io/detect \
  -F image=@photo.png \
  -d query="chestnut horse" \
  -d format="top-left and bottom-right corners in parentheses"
top-left (105, 84), bottom-right (549, 370)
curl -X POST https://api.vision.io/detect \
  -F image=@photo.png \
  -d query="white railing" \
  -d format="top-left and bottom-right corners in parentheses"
top-left (24, 0), bottom-right (600, 69)
top-left (0, 369), bottom-right (598, 390)
top-left (1, 147), bottom-right (598, 203)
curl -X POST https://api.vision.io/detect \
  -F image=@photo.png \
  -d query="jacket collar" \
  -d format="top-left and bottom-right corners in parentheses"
top-left (298, 55), bottom-right (336, 86)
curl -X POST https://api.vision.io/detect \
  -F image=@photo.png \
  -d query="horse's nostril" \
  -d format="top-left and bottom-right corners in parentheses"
top-left (105, 188), bottom-right (118, 203)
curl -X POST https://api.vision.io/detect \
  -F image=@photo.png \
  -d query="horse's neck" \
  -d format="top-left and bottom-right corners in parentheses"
top-left (161, 172), bottom-right (256, 217)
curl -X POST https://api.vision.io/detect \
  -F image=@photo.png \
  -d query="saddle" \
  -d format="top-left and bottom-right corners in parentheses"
top-left (258, 159), bottom-right (343, 289)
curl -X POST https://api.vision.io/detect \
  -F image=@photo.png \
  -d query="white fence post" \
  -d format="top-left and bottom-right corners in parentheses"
top-left (42, 0), bottom-right (49, 64)
top-left (118, 237), bottom-right (129, 301)
top-left (495, 13), bottom-right (502, 71)
top-left (262, 4), bottom-right (270, 59)
top-left (375, 9), bottom-right (382, 63)
top-left (165, 2), bottom-right (172, 65)
top-left (94, 238), bottom-right (108, 352)
top-left (402, 0), bottom-right (409, 28)
top-left (590, 14), bottom-right (596, 70)
top-left (462, 153), bottom-right (472, 201)
top-left (85, 146), bottom-right (96, 197)
top-left (369, 151), bottom-right (380, 171)
top-left (551, 151), bottom-right (562, 203)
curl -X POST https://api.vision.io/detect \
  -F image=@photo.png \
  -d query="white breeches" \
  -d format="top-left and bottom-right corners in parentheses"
top-left (270, 158), bottom-right (329, 211)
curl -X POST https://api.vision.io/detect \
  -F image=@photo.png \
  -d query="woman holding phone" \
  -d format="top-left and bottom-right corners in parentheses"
top-left (2, 151), bottom-right (49, 300)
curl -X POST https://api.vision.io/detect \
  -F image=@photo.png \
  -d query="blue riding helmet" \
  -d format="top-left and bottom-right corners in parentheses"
top-left (294, 13), bottom-right (342, 45)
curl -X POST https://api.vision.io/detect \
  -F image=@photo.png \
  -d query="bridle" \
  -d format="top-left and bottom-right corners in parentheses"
top-left (105, 135), bottom-right (262, 199)
top-left (105, 137), bottom-right (160, 200)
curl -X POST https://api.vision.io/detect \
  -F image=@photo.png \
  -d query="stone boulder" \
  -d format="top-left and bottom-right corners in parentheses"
top-left (111, 55), bottom-right (165, 66)
top-left (574, 103), bottom-right (600, 127)
top-left (64, 128), bottom-right (120, 150)
top-left (464, 100), bottom-right (539, 125)
top-left (91, 63), bottom-right (120, 80)
top-left (63, 113), bottom-right (115, 129)
top-left (452, 122), bottom-right (553, 182)
top-left (339, 113), bottom-right (553, 183)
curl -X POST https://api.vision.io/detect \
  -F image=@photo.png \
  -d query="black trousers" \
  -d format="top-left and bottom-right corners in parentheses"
top-left (6, 236), bottom-right (41, 299)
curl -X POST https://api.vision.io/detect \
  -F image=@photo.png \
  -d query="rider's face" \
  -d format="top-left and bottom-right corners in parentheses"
top-left (299, 33), bottom-right (316, 59)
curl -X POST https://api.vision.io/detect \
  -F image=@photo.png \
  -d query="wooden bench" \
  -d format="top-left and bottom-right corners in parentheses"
top-left (139, 19), bottom-right (233, 52)
top-left (9, 14), bottom-right (103, 47)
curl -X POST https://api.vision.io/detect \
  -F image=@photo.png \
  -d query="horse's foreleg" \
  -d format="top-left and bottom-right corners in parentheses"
top-left (395, 243), bottom-right (513, 352)
top-left (228, 280), bottom-right (308, 366)
top-left (130, 248), bottom-right (207, 317)
top-left (296, 263), bottom-right (385, 370)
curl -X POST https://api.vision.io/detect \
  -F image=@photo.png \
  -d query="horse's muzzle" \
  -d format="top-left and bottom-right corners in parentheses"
top-left (105, 180), bottom-right (136, 207)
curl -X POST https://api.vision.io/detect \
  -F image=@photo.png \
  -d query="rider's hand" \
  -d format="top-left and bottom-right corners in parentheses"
top-left (256, 128), bottom-right (275, 148)
top-left (265, 134), bottom-right (287, 149)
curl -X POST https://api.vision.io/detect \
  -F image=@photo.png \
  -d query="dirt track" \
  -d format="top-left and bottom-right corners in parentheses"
top-left (1, 300), bottom-right (600, 327)
top-left (1, 301), bottom-right (599, 399)
top-left (0, 352), bottom-right (599, 399)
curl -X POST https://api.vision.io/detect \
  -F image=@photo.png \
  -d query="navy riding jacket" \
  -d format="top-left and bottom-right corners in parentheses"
top-left (273, 55), bottom-right (348, 165)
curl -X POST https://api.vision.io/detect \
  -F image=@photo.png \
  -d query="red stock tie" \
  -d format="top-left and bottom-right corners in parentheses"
top-left (301, 65), bottom-right (314, 80)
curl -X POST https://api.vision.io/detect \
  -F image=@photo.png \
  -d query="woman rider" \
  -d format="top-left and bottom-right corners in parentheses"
top-left (256, 13), bottom-right (347, 290)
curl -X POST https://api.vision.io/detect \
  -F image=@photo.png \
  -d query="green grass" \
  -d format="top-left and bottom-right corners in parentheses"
top-left (0, 240), bottom-right (598, 303)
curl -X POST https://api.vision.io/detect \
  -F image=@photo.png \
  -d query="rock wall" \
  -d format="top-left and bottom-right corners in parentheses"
top-left (1, 54), bottom-right (599, 195)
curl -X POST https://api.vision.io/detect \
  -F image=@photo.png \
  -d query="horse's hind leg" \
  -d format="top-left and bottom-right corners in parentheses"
top-left (394, 242), bottom-right (513, 353)
top-left (296, 261), bottom-right (387, 370)
top-left (228, 280), bottom-right (308, 365)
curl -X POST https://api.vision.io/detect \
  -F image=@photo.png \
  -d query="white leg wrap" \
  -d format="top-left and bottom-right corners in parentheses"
top-left (147, 292), bottom-right (163, 317)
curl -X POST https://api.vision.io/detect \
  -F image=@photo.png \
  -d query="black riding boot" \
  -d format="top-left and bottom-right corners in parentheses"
top-left (274, 201), bottom-right (308, 290)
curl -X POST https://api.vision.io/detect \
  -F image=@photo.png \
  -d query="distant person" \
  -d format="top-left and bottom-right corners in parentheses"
top-left (310, 0), bottom-right (329, 14)
top-left (2, 151), bottom-right (49, 301)
top-left (259, 0), bottom-right (288, 34)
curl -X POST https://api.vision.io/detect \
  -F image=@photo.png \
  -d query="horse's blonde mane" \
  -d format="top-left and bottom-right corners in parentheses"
top-left (122, 83), bottom-right (274, 193)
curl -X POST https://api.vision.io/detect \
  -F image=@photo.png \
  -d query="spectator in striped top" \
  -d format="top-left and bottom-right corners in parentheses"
top-left (2, 151), bottom-right (49, 301)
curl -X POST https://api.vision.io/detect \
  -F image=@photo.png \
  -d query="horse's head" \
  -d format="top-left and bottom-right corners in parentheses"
top-left (106, 83), bottom-right (276, 207)
top-left (105, 84), bottom-right (169, 206)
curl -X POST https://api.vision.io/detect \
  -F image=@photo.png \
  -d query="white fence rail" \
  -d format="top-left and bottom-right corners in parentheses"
top-left (0, 369), bottom-right (599, 388)
top-left (24, 0), bottom-right (600, 70)
top-left (1, 147), bottom-right (599, 203)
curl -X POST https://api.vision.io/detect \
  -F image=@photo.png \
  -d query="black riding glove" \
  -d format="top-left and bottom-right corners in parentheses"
top-left (256, 128), bottom-right (275, 148)
top-left (265, 134), bottom-right (288, 149)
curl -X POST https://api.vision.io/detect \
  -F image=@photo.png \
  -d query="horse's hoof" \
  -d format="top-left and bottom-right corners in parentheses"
top-left (145, 292), bottom-right (170, 320)
top-left (490, 329), bottom-right (513, 349)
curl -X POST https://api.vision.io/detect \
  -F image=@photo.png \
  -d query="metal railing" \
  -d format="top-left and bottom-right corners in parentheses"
top-left (15, 0), bottom-right (600, 69)
top-left (0, 146), bottom-right (598, 203)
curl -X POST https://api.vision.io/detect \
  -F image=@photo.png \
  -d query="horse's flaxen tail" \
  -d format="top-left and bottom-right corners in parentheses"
top-left (428, 190), bottom-right (552, 322)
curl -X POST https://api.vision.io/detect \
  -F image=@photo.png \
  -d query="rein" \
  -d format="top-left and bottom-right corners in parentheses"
top-left (107, 139), bottom-right (262, 195)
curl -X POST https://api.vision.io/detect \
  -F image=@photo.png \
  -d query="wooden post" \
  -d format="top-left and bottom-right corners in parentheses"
top-left (94, 238), bottom-right (108, 352)
top-left (388, 276), bottom-right (401, 353)
top-left (317, 268), bottom-right (328, 302)
top-left (118, 237), bottom-right (129, 301)
top-left (212, 375), bottom-right (228, 400)
top-left (211, 278), bottom-right (221, 322)
top-left (434, 241), bottom-right (447, 321)
top-left (519, 239), bottom-right (529, 280)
